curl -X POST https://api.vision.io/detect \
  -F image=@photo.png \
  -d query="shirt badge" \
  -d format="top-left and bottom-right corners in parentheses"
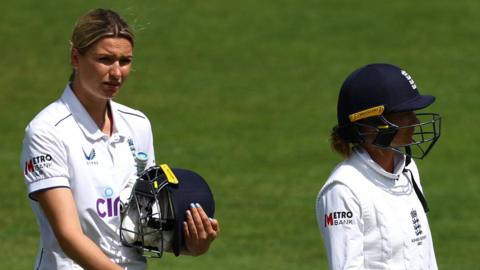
top-left (82, 147), bottom-right (98, 165)
top-left (410, 208), bottom-right (427, 245)
top-left (324, 211), bottom-right (354, 227)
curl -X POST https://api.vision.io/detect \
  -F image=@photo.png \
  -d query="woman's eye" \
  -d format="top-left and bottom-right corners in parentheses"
top-left (120, 59), bottom-right (131, 66)
top-left (98, 57), bottom-right (114, 64)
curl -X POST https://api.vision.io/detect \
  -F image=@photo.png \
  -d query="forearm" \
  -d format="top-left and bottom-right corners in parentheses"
top-left (57, 232), bottom-right (122, 270)
top-left (36, 188), bottom-right (122, 270)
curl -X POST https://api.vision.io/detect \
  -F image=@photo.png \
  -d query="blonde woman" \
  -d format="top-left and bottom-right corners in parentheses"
top-left (21, 8), bottom-right (219, 270)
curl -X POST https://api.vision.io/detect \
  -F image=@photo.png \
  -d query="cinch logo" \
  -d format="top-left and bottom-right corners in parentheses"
top-left (324, 211), bottom-right (354, 227)
top-left (96, 187), bottom-right (121, 218)
top-left (83, 147), bottom-right (96, 160)
top-left (24, 154), bottom-right (53, 176)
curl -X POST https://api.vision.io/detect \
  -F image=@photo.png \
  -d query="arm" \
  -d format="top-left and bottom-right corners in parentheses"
top-left (316, 183), bottom-right (363, 270)
top-left (35, 188), bottom-right (123, 270)
top-left (182, 203), bottom-right (220, 256)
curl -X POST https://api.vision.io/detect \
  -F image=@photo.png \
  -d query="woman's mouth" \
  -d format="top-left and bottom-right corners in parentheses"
top-left (103, 82), bottom-right (121, 95)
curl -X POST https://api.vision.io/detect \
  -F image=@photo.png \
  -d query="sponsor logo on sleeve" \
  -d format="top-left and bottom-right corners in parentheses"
top-left (324, 211), bottom-right (354, 227)
top-left (24, 154), bottom-right (53, 177)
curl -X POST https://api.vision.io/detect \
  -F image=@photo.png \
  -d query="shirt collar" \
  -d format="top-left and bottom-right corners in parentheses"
top-left (109, 101), bottom-right (127, 142)
top-left (353, 147), bottom-right (406, 180)
top-left (60, 84), bottom-right (122, 141)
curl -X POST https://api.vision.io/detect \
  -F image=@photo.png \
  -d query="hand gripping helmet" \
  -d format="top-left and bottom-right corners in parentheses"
top-left (335, 63), bottom-right (441, 159)
top-left (119, 165), bottom-right (215, 258)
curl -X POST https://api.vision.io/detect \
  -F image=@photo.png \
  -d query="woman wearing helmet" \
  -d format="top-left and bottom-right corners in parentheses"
top-left (316, 63), bottom-right (441, 269)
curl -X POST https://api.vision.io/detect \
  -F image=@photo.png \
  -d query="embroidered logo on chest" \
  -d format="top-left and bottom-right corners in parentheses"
top-left (410, 209), bottom-right (427, 245)
top-left (82, 147), bottom-right (99, 165)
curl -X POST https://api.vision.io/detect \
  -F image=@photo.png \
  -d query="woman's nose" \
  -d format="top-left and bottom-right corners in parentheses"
top-left (109, 62), bottom-right (121, 78)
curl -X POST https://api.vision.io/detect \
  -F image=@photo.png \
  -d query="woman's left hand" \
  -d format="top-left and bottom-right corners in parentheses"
top-left (183, 203), bottom-right (220, 256)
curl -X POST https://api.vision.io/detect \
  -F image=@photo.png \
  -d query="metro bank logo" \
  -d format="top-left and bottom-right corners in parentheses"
top-left (24, 154), bottom-right (53, 176)
top-left (324, 211), bottom-right (354, 227)
top-left (96, 187), bottom-right (121, 218)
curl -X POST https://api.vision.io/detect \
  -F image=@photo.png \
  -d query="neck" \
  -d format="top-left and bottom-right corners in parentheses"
top-left (362, 144), bottom-right (395, 173)
top-left (71, 82), bottom-right (113, 136)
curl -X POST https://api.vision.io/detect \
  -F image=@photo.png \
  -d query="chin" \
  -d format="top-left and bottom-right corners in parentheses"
top-left (102, 88), bottom-right (120, 99)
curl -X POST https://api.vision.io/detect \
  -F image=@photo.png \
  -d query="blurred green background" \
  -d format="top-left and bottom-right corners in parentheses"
top-left (1, 0), bottom-right (479, 269)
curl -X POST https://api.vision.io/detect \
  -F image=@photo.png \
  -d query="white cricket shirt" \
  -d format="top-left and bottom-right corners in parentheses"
top-left (316, 147), bottom-right (438, 270)
top-left (21, 85), bottom-right (156, 270)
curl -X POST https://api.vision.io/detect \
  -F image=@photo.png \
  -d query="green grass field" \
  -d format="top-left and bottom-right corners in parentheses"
top-left (1, 0), bottom-right (479, 269)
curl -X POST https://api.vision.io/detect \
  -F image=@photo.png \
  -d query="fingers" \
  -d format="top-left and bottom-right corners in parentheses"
top-left (185, 203), bottom-right (219, 241)
top-left (196, 204), bottom-right (215, 236)
top-left (191, 203), bottom-right (207, 239)
top-left (188, 203), bottom-right (214, 239)
top-left (183, 220), bottom-right (191, 240)
top-left (183, 203), bottom-right (220, 256)
top-left (185, 208), bottom-right (198, 240)
top-left (210, 218), bottom-right (220, 233)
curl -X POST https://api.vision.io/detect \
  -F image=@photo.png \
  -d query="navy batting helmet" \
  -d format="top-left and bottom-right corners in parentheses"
top-left (335, 63), bottom-right (441, 159)
top-left (119, 165), bottom-right (215, 258)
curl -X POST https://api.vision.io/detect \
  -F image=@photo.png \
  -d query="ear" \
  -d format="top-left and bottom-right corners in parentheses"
top-left (70, 48), bottom-right (80, 69)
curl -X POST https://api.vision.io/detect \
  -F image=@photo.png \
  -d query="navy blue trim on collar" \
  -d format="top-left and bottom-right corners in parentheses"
top-left (35, 248), bottom-right (44, 270)
top-left (117, 109), bottom-right (145, 119)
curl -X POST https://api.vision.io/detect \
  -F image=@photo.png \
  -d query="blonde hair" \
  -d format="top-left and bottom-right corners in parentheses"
top-left (69, 8), bottom-right (134, 81)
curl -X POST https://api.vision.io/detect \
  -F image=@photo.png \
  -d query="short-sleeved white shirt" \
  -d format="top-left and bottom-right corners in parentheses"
top-left (316, 147), bottom-right (438, 270)
top-left (20, 85), bottom-right (156, 270)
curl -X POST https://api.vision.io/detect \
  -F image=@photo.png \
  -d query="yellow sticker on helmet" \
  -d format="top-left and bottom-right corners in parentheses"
top-left (160, 164), bottom-right (179, 184)
top-left (349, 105), bottom-right (385, 122)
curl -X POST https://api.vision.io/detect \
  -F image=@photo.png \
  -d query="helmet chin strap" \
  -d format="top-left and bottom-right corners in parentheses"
top-left (405, 145), bottom-right (412, 166)
top-left (403, 145), bottom-right (429, 213)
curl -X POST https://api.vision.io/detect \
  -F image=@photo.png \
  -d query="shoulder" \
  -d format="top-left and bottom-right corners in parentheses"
top-left (320, 159), bottom-right (366, 193)
top-left (21, 100), bottom-right (70, 175)
top-left (112, 101), bottom-right (152, 129)
top-left (317, 158), bottom-right (371, 210)
top-left (317, 181), bottom-right (357, 203)
top-left (113, 101), bottom-right (148, 120)
top-left (24, 99), bottom-right (72, 139)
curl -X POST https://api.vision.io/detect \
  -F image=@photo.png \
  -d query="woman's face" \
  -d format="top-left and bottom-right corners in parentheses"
top-left (71, 37), bottom-right (133, 101)
top-left (385, 111), bottom-right (420, 147)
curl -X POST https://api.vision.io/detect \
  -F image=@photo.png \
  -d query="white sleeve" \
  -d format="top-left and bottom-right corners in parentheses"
top-left (20, 124), bottom-right (70, 198)
top-left (316, 183), bottom-right (364, 270)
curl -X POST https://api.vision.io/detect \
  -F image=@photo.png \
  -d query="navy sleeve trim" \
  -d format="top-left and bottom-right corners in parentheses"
top-left (54, 114), bottom-right (73, 127)
top-left (117, 109), bottom-right (146, 119)
top-left (28, 186), bottom-right (71, 201)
